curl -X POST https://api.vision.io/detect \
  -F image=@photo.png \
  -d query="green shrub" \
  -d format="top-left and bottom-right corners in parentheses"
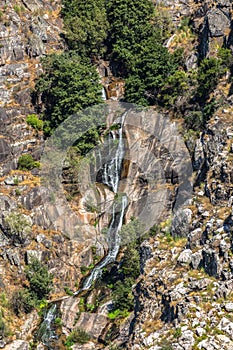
top-left (218, 47), bottom-right (233, 68)
top-left (0, 310), bottom-right (9, 338)
top-left (108, 308), bottom-right (130, 320)
top-left (62, 0), bottom-right (109, 56)
top-left (26, 114), bottom-right (43, 130)
top-left (0, 292), bottom-right (8, 307)
top-left (35, 52), bottom-right (102, 133)
top-left (13, 5), bottom-right (21, 14)
top-left (174, 327), bottom-right (182, 338)
top-left (64, 286), bottom-right (73, 296)
top-left (196, 57), bottom-right (222, 101)
top-left (25, 258), bottom-right (53, 300)
top-left (112, 278), bottom-right (134, 312)
top-left (5, 211), bottom-right (32, 244)
top-left (11, 289), bottom-right (36, 315)
top-left (65, 328), bottom-right (90, 347)
top-left (54, 317), bottom-right (62, 325)
top-left (18, 154), bottom-right (40, 170)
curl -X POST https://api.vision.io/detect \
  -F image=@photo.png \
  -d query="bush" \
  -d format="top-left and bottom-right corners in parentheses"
top-left (11, 289), bottom-right (36, 315)
top-left (108, 308), bottom-right (130, 320)
top-left (25, 258), bottom-right (53, 300)
top-left (26, 114), bottom-right (43, 130)
top-left (196, 57), bottom-right (222, 101)
top-left (62, 0), bottom-right (109, 56)
top-left (5, 211), bottom-right (32, 244)
top-left (65, 328), bottom-right (90, 346)
top-left (18, 154), bottom-right (40, 170)
top-left (54, 317), bottom-right (62, 325)
top-left (112, 278), bottom-right (134, 312)
top-left (0, 310), bottom-right (9, 338)
top-left (218, 47), bottom-right (233, 68)
top-left (35, 52), bottom-right (102, 133)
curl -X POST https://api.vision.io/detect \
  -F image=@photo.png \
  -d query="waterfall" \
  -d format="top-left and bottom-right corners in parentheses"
top-left (102, 111), bottom-right (127, 193)
top-left (79, 195), bottom-right (127, 291)
top-left (39, 111), bottom-right (128, 347)
top-left (74, 111), bottom-right (128, 294)
top-left (36, 303), bottom-right (57, 346)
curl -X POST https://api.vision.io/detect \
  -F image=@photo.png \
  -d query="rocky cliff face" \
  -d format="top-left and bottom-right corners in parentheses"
top-left (1, 0), bottom-right (233, 350)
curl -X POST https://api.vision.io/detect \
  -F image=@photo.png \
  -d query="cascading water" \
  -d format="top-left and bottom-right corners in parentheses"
top-left (79, 195), bottom-right (127, 291)
top-left (39, 111), bottom-right (127, 346)
top-left (74, 111), bottom-right (128, 293)
top-left (102, 111), bottom-right (127, 193)
top-left (36, 303), bottom-right (57, 347)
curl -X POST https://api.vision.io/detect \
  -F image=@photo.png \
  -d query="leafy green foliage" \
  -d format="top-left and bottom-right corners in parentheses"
top-left (54, 317), bottom-right (62, 325)
top-left (105, 0), bottom-right (183, 105)
top-left (158, 70), bottom-right (189, 108)
top-left (120, 245), bottom-right (140, 279)
top-left (25, 258), bottom-right (53, 300)
top-left (0, 309), bottom-right (9, 338)
top-left (196, 57), bottom-right (222, 101)
top-left (108, 308), bottom-right (130, 320)
top-left (11, 289), bottom-right (36, 315)
top-left (35, 52), bottom-right (103, 133)
top-left (5, 211), bottom-right (32, 244)
top-left (106, 0), bottom-right (155, 65)
top-left (112, 277), bottom-right (135, 311)
top-left (65, 328), bottom-right (90, 347)
top-left (62, 0), bottom-right (109, 56)
top-left (18, 154), bottom-right (40, 170)
top-left (26, 114), bottom-right (43, 130)
top-left (218, 47), bottom-right (233, 68)
top-left (12, 259), bottom-right (53, 316)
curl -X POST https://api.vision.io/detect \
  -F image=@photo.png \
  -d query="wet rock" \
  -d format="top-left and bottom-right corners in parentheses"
top-left (75, 312), bottom-right (108, 339)
top-left (60, 297), bottom-right (80, 332)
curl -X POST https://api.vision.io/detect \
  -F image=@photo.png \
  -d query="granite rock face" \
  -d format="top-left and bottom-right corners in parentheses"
top-left (1, 1), bottom-right (233, 350)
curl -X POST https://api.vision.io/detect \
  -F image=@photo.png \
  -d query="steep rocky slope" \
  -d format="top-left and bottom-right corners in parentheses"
top-left (0, 0), bottom-right (233, 350)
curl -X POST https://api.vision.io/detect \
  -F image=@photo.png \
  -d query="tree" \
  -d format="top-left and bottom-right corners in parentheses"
top-left (35, 52), bottom-right (103, 133)
top-left (106, 0), bottom-right (155, 73)
top-left (62, 0), bottom-right (109, 57)
top-left (112, 278), bottom-right (135, 311)
top-left (105, 0), bottom-right (182, 105)
top-left (196, 57), bottom-right (222, 101)
top-left (25, 258), bottom-right (53, 300)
